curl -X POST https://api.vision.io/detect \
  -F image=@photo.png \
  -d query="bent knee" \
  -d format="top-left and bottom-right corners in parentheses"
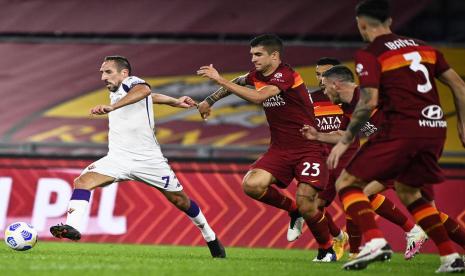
top-left (242, 179), bottom-right (268, 197)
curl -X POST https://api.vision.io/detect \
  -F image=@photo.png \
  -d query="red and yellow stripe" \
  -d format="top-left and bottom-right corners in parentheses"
top-left (369, 194), bottom-right (386, 211)
top-left (314, 104), bottom-right (343, 116)
top-left (292, 72), bottom-right (303, 88)
top-left (379, 49), bottom-right (437, 72)
top-left (412, 205), bottom-right (439, 222)
top-left (341, 191), bottom-right (370, 211)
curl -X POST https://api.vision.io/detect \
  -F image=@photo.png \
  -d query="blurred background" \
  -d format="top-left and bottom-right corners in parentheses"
top-left (0, 0), bottom-right (463, 162)
top-left (0, 0), bottom-right (464, 252)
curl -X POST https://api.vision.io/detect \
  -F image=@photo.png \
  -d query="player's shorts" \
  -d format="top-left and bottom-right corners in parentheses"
top-left (81, 154), bottom-right (183, 192)
top-left (346, 137), bottom-right (445, 188)
top-left (251, 146), bottom-right (328, 190)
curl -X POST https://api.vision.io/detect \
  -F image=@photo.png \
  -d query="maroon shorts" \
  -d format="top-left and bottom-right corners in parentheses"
top-left (251, 147), bottom-right (328, 190)
top-left (346, 137), bottom-right (445, 188)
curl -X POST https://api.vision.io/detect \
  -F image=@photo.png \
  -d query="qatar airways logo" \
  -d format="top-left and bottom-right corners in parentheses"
top-left (419, 105), bottom-right (447, 128)
top-left (316, 116), bottom-right (342, 131)
top-left (263, 94), bottom-right (285, 108)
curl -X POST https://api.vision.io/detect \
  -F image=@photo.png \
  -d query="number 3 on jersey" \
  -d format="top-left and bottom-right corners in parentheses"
top-left (301, 162), bottom-right (320, 176)
top-left (403, 51), bottom-right (432, 93)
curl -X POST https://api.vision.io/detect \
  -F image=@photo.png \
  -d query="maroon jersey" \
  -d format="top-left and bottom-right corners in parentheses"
top-left (246, 63), bottom-right (322, 151)
top-left (311, 89), bottom-right (359, 156)
top-left (355, 33), bottom-right (449, 138)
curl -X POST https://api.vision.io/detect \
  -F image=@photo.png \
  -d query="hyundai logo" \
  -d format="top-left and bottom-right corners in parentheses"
top-left (421, 105), bottom-right (443, 120)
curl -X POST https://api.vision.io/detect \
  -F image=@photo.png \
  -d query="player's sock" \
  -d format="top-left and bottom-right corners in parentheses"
top-left (369, 194), bottom-right (415, 232)
top-left (257, 186), bottom-right (297, 213)
top-left (65, 189), bottom-right (91, 232)
top-left (319, 207), bottom-right (341, 237)
top-left (339, 186), bottom-right (383, 241)
top-left (304, 211), bottom-right (332, 249)
top-left (407, 198), bottom-right (456, 256)
top-left (439, 211), bottom-right (465, 251)
top-left (346, 215), bottom-right (362, 254)
top-left (185, 199), bottom-right (216, 242)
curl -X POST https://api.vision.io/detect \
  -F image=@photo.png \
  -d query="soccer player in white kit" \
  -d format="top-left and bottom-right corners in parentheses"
top-left (50, 56), bottom-right (226, 258)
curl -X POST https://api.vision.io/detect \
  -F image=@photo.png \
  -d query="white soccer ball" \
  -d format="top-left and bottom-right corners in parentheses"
top-left (4, 222), bottom-right (38, 251)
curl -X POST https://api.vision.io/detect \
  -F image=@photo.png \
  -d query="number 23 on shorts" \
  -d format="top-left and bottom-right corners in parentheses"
top-left (301, 162), bottom-right (320, 176)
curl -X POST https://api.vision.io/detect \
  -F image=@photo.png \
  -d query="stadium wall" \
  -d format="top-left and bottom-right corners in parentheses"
top-left (0, 157), bottom-right (464, 254)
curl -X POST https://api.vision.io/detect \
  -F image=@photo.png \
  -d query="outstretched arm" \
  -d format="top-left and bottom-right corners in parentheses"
top-left (197, 64), bottom-right (280, 105)
top-left (327, 87), bottom-right (378, 168)
top-left (198, 74), bottom-right (248, 120)
top-left (90, 84), bottom-right (151, 115)
top-left (438, 68), bottom-right (465, 147)
top-left (152, 93), bottom-right (197, 108)
top-left (300, 125), bottom-right (345, 144)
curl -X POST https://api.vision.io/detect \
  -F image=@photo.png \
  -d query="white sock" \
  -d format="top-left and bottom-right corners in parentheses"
top-left (65, 199), bottom-right (89, 232)
top-left (188, 209), bottom-right (216, 242)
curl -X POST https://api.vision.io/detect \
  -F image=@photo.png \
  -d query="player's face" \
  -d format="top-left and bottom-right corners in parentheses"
top-left (100, 61), bottom-right (128, 92)
top-left (250, 46), bottom-right (275, 73)
top-left (322, 77), bottom-right (342, 104)
top-left (356, 17), bottom-right (370, 42)
top-left (315, 64), bottom-right (334, 88)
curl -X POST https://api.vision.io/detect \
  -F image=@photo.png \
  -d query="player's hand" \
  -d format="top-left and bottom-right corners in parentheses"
top-left (90, 105), bottom-right (114, 115)
top-left (327, 141), bottom-right (350, 169)
top-left (458, 124), bottom-right (465, 148)
top-left (300, 125), bottom-right (319, 140)
top-left (173, 96), bottom-right (197, 108)
top-left (197, 100), bottom-right (211, 120)
top-left (197, 64), bottom-right (221, 82)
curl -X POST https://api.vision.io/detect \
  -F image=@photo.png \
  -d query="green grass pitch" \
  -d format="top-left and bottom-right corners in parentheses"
top-left (0, 242), bottom-right (441, 275)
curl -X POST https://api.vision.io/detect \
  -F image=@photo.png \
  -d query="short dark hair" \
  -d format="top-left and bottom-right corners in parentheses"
top-left (250, 34), bottom-right (283, 55)
top-left (104, 55), bottom-right (132, 75)
top-left (322, 65), bottom-right (355, 83)
top-left (316, 57), bottom-right (341, 66)
top-left (356, 0), bottom-right (390, 23)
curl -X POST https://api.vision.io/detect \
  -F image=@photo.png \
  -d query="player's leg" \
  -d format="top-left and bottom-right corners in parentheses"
top-left (425, 188), bottom-right (465, 252)
top-left (296, 182), bottom-right (335, 262)
top-left (246, 152), bottom-right (303, 242)
top-left (394, 138), bottom-right (463, 272)
top-left (133, 160), bottom-right (225, 258)
top-left (336, 170), bottom-right (391, 270)
top-left (50, 171), bottom-right (115, 240)
top-left (365, 181), bottom-right (426, 260)
top-left (317, 196), bottom-right (347, 261)
top-left (160, 189), bottom-right (225, 258)
top-left (345, 215), bottom-right (362, 260)
top-left (395, 182), bottom-right (463, 272)
top-left (242, 168), bottom-right (297, 213)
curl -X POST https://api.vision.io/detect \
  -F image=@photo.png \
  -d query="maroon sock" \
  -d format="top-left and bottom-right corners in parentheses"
top-left (304, 211), bottom-right (332, 249)
top-left (369, 194), bottom-right (415, 232)
top-left (407, 198), bottom-right (456, 256)
top-left (440, 212), bottom-right (465, 251)
top-left (257, 186), bottom-right (297, 213)
top-left (339, 186), bottom-right (383, 241)
top-left (319, 207), bottom-right (341, 237)
top-left (346, 216), bottom-right (362, 254)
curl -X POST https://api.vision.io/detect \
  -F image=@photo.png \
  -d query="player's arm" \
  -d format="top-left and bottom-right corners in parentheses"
top-left (438, 68), bottom-right (465, 147)
top-left (151, 93), bottom-right (197, 108)
top-left (90, 84), bottom-right (151, 115)
top-left (198, 74), bottom-right (248, 120)
top-left (197, 64), bottom-right (280, 104)
top-left (327, 87), bottom-right (378, 168)
top-left (300, 125), bottom-right (345, 144)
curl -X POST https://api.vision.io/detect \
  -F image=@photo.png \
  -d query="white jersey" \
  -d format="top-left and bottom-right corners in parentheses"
top-left (107, 76), bottom-right (164, 161)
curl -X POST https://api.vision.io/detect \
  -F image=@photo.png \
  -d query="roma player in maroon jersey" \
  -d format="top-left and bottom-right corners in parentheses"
top-left (308, 62), bottom-right (427, 261)
top-left (327, 0), bottom-right (465, 272)
top-left (197, 34), bottom-right (336, 262)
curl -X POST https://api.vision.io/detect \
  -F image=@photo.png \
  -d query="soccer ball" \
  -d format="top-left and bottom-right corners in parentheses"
top-left (4, 222), bottom-right (38, 251)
